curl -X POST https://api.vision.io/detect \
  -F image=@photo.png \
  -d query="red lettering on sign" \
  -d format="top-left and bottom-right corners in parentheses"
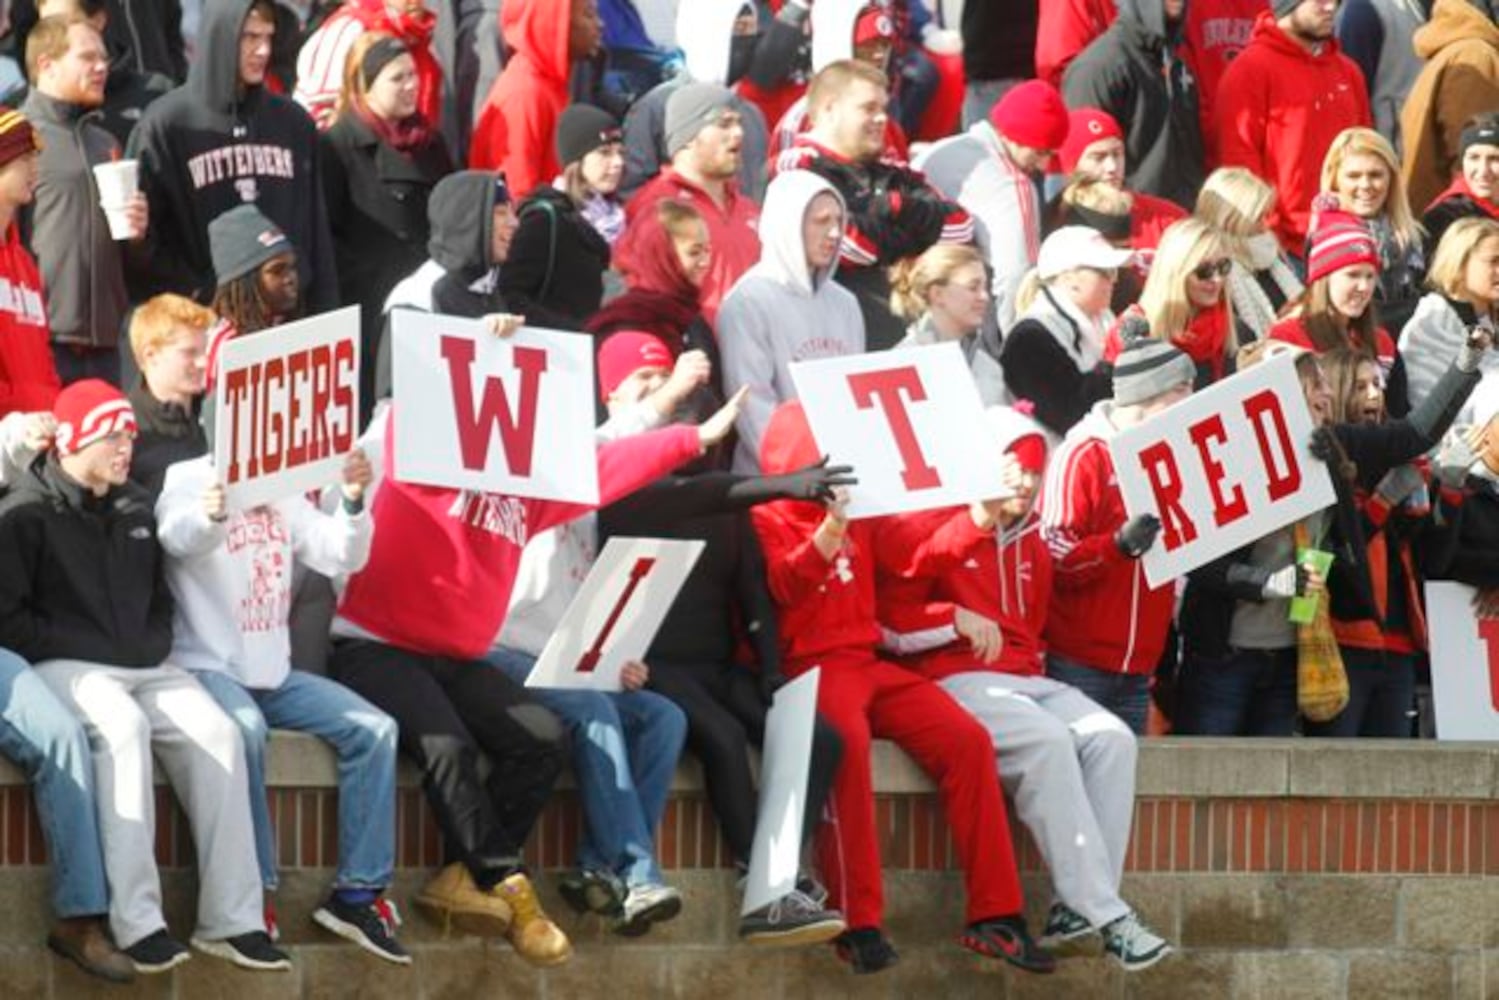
top-left (1138, 441), bottom-right (1197, 551)
top-left (1189, 415), bottom-right (1247, 528)
top-left (441, 336), bottom-right (547, 475)
top-left (261, 356), bottom-right (285, 474)
top-left (310, 344), bottom-right (332, 462)
top-left (847, 367), bottom-right (941, 491)
top-left (332, 338), bottom-right (356, 453)
top-left (1244, 389), bottom-right (1301, 501)
top-left (223, 368), bottom-right (250, 484)
top-left (1478, 618), bottom-right (1499, 713)
top-left (577, 557), bottom-right (657, 673)
top-left (286, 350), bottom-right (308, 468)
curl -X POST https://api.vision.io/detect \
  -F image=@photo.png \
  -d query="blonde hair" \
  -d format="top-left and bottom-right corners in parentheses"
top-left (1060, 176), bottom-right (1133, 217)
top-left (334, 31), bottom-right (407, 123)
top-left (1427, 217), bottom-right (1499, 299)
top-left (1195, 167), bottom-right (1277, 262)
top-left (806, 59), bottom-right (888, 126)
top-left (889, 244), bottom-right (987, 320)
top-left (128, 294), bottom-right (217, 364)
top-left (1320, 127), bottom-right (1423, 251)
top-left (1138, 217), bottom-right (1235, 347)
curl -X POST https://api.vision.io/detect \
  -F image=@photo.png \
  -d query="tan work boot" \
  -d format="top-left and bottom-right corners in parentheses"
top-left (47, 916), bottom-right (135, 983)
top-left (414, 862), bottom-right (513, 937)
top-left (495, 872), bottom-right (572, 966)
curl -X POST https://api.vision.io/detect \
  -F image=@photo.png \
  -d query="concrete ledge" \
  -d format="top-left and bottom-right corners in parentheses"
top-left (0, 733), bottom-right (1481, 800)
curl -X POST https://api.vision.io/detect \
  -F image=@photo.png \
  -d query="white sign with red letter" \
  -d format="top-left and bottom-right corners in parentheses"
top-left (743, 668), bottom-right (820, 916)
top-left (391, 311), bottom-right (599, 503)
top-left (1108, 353), bottom-right (1336, 588)
top-left (1426, 582), bottom-right (1499, 740)
top-left (212, 305), bottom-right (360, 508)
top-left (789, 343), bottom-right (1006, 518)
top-left (524, 537), bottom-right (706, 692)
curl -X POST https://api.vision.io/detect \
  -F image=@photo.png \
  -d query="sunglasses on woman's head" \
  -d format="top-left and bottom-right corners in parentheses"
top-left (1192, 258), bottom-right (1233, 280)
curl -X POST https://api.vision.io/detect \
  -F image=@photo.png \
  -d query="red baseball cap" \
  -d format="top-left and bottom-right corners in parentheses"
top-left (1057, 107), bottom-right (1125, 176)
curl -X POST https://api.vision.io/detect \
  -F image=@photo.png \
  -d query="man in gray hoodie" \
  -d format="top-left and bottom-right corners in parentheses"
top-left (719, 168), bottom-right (864, 473)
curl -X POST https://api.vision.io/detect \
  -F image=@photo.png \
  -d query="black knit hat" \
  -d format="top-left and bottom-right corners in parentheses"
top-left (209, 203), bottom-right (291, 286)
top-left (555, 104), bottom-right (622, 167)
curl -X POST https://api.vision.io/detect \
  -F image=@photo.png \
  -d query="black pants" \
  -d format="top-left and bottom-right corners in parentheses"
top-left (647, 660), bottom-right (842, 865)
top-left (330, 639), bottom-right (566, 884)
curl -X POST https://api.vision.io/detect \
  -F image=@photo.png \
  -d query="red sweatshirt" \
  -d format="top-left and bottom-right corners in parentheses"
top-left (1036, 0), bottom-right (1115, 87)
top-left (469, 0), bottom-right (570, 194)
top-left (0, 224), bottom-right (58, 418)
top-left (337, 413), bottom-right (702, 661)
top-left (1215, 12), bottom-right (1370, 253)
top-left (1180, 0), bottom-right (1263, 166)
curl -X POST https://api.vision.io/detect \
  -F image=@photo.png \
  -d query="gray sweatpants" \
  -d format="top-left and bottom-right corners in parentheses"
top-left (940, 672), bottom-right (1137, 929)
top-left (34, 661), bottom-right (263, 948)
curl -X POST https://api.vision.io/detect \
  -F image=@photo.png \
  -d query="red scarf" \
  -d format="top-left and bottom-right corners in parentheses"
top-left (1429, 176), bottom-right (1499, 220)
top-left (1175, 301), bottom-right (1231, 381)
top-left (353, 101), bottom-right (433, 154)
top-left (588, 209), bottom-right (704, 350)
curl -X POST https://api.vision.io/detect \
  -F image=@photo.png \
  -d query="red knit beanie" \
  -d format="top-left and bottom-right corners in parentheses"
top-left (1007, 434), bottom-right (1047, 474)
top-left (1058, 107), bottom-right (1125, 176)
top-left (989, 80), bottom-right (1070, 152)
top-left (598, 332), bottom-right (674, 401)
top-left (53, 379), bottom-right (136, 456)
top-left (1306, 214), bottom-right (1380, 286)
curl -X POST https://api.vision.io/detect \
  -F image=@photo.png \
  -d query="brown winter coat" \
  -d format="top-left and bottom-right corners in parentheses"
top-left (1399, 0), bottom-right (1499, 214)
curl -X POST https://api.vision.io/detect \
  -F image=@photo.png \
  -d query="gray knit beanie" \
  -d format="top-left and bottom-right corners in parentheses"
top-left (1112, 339), bottom-right (1196, 407)
top-left (209, 203), bottom-right (291, 286)
top-left (664, 82), bottom-right (735, 157)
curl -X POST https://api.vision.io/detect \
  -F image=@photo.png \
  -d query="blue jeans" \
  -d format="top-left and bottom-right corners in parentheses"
top-left (1045, 655), bottom-right (1152, 736)
top-left (487, 647), bottom-right (687, 888)
top-left (1178, 648), bottom-right (1299, 736)
top-left (1303, 648), bottom-right (1416, 739)
top-left (0, 648), bottom-right (109, 917)
top-left (193, 669), bottom-right (398, 890)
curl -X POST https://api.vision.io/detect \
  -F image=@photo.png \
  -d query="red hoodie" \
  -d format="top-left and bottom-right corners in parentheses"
top-left (1180, 0), bottom-right (1263, 166)
top-left (337, 411), bottom-right (702, 661)
top-left (1036, 0), bottom-right (1115, 87)
top-left (1215, 12), bottom-right (1370, 254)
top-left (0, 224), bottom-right (58, 418)
top-left (470, 0), bottom-right (571, 195)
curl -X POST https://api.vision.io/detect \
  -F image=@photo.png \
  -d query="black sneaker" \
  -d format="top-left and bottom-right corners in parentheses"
top-left (123, 929), bottom-right (191, 975)
top-left (313, 895), bottom-right (412, 965)
top-left (190, 931), bottom-right (292, 971)
top-left (557, 868), bottom-right (626, 918)
top-left (833, 927), bottom-right (900, 975)
top-left (959, 916), bottom-right (1056, 974)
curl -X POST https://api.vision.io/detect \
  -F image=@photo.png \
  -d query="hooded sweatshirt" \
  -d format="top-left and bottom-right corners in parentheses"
top-left (1215, 11), bottom-right (1372, 254)
top-left (1036, 0), bottom-right (1115, 87)
top-left (718, 170), bottom-right (864, 473)
top-left (294, 0), bottom-right (445, 131)
top-left (0, 224), bottom-right (58, 418)
top-left (156, 454), bottom-right (373, 689)
top-left (1039, 399), bottom-right (1177, 674)
top-left (470, 0), bottom-right (571, 195)
top-left (126, 0), bottom-right (339, 310)
top-left (1062, 0), bottom-right (1205, 210)
top-left (1398, 0), bottom-right (1499, 217)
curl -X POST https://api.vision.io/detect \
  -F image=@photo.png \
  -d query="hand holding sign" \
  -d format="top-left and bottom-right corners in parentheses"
top-left (341, 448), bottom-right (372, 503)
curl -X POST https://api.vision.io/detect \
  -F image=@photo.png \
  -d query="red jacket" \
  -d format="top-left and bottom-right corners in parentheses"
top-left (1038, 403), bottom-right (1176, 674)
top-left (1180, 0), bottom-right (1263, 166)
top-left (878, 507), bottom-right (1053, 681)
top-left (618, 168), bottom-right (761, 328)
top-left (0, 224), bottom-right (58, 418)
top-left (337, 412), bottom-right (701, 661)
top-left (1215, 12), bottom-right (1371, 253)
top-left (1268, 315), bottom-right (1398, 374)
top-left (1036, 0), bottom-right (1115, 87)
top-left (469, 0), bottom-right (570, 194)
top-left (1131, 191), bottom-right (1189, 250)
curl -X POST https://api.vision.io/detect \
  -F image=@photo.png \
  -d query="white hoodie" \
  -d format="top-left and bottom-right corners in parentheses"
top-left (157, 456), bottom-right (373, 689)
top-left (719, 169), bottom-right (865, 472)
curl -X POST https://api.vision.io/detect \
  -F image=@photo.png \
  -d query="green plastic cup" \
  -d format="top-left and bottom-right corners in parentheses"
top-left (1288, 547), bottom-right (1335, 625)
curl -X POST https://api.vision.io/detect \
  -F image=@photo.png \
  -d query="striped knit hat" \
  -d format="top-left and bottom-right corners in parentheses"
top-left (1306, 214), bottom-right (1380, 285)
top-left (53, 379), bottom-right (136, 456)
top-left (1113, 338), bottom-right (1195, 407)
top-left (0, 106), bottom-right (40, 167)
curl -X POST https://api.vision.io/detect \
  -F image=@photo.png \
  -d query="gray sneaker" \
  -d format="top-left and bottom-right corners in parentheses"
top-left (738, 889), bottom-right (846, 948)
top-left (611, 883), bottom-right (682, 937)
top-left (1040, 902), bottom-right (1094, 946)
top-left (1101, 912), bottom-right (1172, 971)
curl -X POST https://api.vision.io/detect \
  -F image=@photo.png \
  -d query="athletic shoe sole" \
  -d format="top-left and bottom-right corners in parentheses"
top-left (125, 951), bottom-right (191, 976)
top-left (188, 937), bottom-right (291, 971)
top-left (412, 895), bottom-right (512, 938)
top-left (958, 931), bottom-right (1056, 974)
top-left (1110, 942), bottom-right (1173, 972)
top-left (740, 915), bottom-right (848, 949)
top-left (312, 907), bottom-right (413, 965)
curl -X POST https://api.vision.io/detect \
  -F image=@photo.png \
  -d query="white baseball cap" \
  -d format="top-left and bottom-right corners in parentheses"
top-left (1037, 225), bottom-right (1136, 281)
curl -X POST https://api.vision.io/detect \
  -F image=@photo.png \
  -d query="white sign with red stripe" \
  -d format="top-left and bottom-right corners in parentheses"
top-left (212, 306), bottom-right (360, 509)
top-left (391, 311), bottom-right (599, 503)
top-left (790, 342), bottom-right (1007, 518)
top-left (1108, 353), bottom-right (1337, 588)
top-left (524, 537), bottom-right (705, 692)
top-left (743, 668), bottom-right (820, 916)
top-left (1426, 582), bottom-right (1499, 740)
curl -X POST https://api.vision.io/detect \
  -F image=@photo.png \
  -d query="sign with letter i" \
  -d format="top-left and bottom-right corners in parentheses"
top-left (524, 538), bottom-right (706, 691)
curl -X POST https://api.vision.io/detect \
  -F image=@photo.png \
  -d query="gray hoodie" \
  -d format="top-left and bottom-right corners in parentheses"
top-left (720, 169), bottom-right (864, 472)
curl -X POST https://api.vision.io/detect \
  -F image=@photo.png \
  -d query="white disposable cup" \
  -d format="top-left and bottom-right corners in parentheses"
top-left (92, 160), bottom-right (139, 240)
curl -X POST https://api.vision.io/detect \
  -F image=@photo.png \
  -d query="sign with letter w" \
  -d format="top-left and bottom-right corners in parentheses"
top-left (391, 311), bottom-right (599, 503)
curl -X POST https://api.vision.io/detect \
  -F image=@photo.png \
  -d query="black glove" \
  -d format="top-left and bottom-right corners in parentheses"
top-left (1114, 513), bottom-right (1162, 558)
top-left (772, 456), bottom-right (858, 504)
top-left (1308, 426), bottom-right (1337, 463)
top-left (759, 670), bottom-right (788, 704)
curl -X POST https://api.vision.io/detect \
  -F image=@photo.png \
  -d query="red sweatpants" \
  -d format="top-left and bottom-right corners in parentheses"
top-left (794, 653), bottom-right (1024, 930)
